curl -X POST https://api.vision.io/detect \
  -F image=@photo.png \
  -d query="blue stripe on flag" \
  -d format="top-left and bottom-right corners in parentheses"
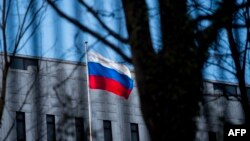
top-left (88, 62), bottom-right (133, 90)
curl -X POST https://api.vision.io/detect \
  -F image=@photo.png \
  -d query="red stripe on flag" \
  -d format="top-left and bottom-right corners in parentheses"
top-left (89, 75), bottom-right (132, 99)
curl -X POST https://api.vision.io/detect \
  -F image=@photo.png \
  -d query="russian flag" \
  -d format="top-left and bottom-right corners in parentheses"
top-left (87, 52), bottom-right (133, 99)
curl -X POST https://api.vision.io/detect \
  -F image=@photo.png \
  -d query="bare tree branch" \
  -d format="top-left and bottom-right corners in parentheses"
top-left (0, 0), bottom-right (47, 124)
top-left (78, 0), bottom-right (128, 43)
top-left (47, 0), bottom-right (132, 63)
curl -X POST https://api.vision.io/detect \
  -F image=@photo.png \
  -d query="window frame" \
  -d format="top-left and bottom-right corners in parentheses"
top-left (130, 123), bottom-right (140, 141)
top-left (208, 131), bottom-right (217, 141)
top-left (224, 85), bottom-right (237, 96)
top-left (75, 117), bottom-right (85, 141)
top-left (46, 114), bottom-right (56, 141)
top-left (247, 87), bottom-right (250, 98)
top-left (16, 112), bottom-right (26, 141)
top-left (103, 120), bottom-right (113, 141)
top-left (10, 56), bottom-right (39, 71)
top-left (213, 83), bottom-right (238, 96)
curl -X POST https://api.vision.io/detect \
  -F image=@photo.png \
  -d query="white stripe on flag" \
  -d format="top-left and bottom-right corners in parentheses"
top-left (88, 51), bottom-right (131, 78)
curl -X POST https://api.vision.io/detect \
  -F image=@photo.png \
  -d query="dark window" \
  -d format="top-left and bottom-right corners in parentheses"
top-left (224, 85), bottom-right (237, 95)
top-left (131, 123), bottom-right (139, 141)
top-left (214, 83), bottom-right (238, 96)
top-left (75, 118), bottom-right (85, 141)
top-left (11, 57), bottom-right (24, 70)
top-left (10, 56), bottom-right (38, 70)
top-left (46, 115), bottom-right (56, 141)
top-left (103, 120), bottom-right (112, 141)
top-left (213, 83), bottom-right (224, 94)
top-left (208, 131), bottom-right (217, 141)
top-left (16, 112), bottom-right (26, 141)
top-left (247, 88), bottom-right (250, 98)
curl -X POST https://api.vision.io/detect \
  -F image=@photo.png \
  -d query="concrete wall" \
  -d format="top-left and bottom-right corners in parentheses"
top-left (195, 81), bottom-right (246, 141)
top-left (0, 56), bottom-right (248, 141)
top-left (0, 58), bottom-right (150, 141)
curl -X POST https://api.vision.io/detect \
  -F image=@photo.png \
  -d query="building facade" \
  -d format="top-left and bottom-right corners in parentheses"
top-left (0, 55), bottom-right (249, 141)
top-left (197, 81), bottom-right (250, 141)
top-left (0, 0), bottom-right (250, 141)
top-left (0, 55), bottom-right (149, 141)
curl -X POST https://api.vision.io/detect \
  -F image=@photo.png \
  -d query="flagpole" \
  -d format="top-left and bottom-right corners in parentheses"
top-left (85, 41), bottom-right (93, 141)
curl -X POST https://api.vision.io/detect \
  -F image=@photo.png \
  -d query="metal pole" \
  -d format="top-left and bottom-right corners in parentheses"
top-left (85, 41), bottom-right (93, 141)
